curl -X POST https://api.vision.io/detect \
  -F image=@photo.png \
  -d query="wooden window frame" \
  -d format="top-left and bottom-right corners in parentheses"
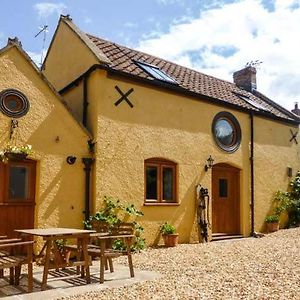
top-left (212, 111), bottom-right (242, 153)
top-left (0, 160), bottom-right (36, 204)
top-left (144, 158), bottom-right (177, 205)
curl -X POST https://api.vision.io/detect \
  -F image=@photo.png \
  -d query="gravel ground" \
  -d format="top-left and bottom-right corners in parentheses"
top-left (61, 228), bottom-right (300, 300)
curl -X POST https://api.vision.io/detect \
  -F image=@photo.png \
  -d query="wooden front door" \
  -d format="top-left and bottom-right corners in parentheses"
top-left (212, 163), bottom-right (240, 234)
top-left (0, 160), bottom-right (36, 237)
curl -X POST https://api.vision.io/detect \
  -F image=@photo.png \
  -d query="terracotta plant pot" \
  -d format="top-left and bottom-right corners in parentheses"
top-left (162, 234), bottom-right (179, 247)
top-left (266, 222), bottom-right (279, 233)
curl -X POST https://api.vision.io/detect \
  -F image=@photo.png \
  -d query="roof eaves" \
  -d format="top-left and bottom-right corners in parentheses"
top-left (253, 90), bottom-right (300, 123)
top-left (59, 63), bottom-right (300, 126)
top-left (103, 66), bottom-right (300, 126)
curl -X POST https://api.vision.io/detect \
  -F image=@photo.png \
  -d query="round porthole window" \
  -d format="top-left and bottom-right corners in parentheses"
top-left (0, 89), bottom-right (30, 118)
top-left (212, 112), bottom-right (241, 152)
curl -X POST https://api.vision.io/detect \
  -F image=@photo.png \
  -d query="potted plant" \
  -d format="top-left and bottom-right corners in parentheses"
top-left (0, 144), bottom-right (32, 162)
top-left (265, 214), bottom-right (280, 233)
top-left (160, 222), bottom-right (179, 247)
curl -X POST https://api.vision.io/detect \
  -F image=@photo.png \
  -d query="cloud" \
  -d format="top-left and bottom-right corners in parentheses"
top-left (27, 50), bottom-right (47, 67)
top-left (156, 0), bottom-right (184, 5)
top-left (124, 22), bottom-right (138, 28)
top-left (138, 0), bottom-right (300, 110)
top-left (84, 16), bottom-right (92, 24)
top-left (34, 2), bottom-right (67, 20)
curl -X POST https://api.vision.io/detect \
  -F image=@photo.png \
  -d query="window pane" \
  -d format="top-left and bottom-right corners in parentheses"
top-left (9, 166), bottom-right (29, 199)
top-left (146, 166), bottom-right (158, 200)
top-left (163, 167), bottom-right (174, 201)
top-left (215, 119), bottom-right (235, 146)
top-left (219, 179), bottom-right (228, 197)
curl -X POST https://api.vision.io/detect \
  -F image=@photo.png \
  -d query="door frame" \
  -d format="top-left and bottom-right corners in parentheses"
top-left (212, 163), bottom-right (241, 234)
top-left (0, 159), bottom-right (36, 237)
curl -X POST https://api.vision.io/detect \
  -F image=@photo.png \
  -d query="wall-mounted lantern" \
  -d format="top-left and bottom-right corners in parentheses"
top-left (205, 155), bottom-right (214, 172)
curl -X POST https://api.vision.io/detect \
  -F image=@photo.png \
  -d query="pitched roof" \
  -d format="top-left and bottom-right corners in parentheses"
top-left (86, 34), bottom-right (299, 124)
top-left (57, 15), bottom-right (299, 124)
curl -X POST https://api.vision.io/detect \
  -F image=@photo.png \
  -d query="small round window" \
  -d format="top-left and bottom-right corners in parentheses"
top-left (0, 89), bottom-right (29, 118)
top-left (212, 112), bottom-right (241, 152)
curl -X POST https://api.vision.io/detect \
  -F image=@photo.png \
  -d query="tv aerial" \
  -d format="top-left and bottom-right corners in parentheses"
top-left (245, 60), bottom-right (263, 68)
top-left (34, 25), bottom-right (48, 67)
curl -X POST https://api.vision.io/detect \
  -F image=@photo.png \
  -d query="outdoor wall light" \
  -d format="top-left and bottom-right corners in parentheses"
top-left (205, 155), bottom-right (214, 172)
top-left (287, 167), bottom-right (293, 178)
top-left (66, 156), bottom-right (77, 165)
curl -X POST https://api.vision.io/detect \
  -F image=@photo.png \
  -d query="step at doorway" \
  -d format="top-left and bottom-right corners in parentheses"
top-left (211, 233), bottom-right (244, 242)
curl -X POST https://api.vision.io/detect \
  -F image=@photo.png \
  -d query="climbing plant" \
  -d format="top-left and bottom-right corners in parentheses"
top-left (272, 171), bottom-right (300, 227)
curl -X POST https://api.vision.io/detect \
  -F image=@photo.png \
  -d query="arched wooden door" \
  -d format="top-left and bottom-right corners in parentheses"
top-left (212, 163), bottom-right (240, 234)
top-left (0, 160), bottom-right (36, 237)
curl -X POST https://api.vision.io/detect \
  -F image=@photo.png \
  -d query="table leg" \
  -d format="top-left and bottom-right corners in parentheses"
top-left (81, 237), bottom-right (91, 284)
top-left (41, 240), bottom-right (52, 291)
top-left (99, 239), bottom-right (106, 283)
top-left (9, 267), bottom-right (14, 285)
top-left (126, 237), bottom-right (134, 278)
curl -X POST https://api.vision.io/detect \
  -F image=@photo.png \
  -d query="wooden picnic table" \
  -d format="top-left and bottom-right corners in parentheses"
top-left (15, 228), bottom-right (95, 290)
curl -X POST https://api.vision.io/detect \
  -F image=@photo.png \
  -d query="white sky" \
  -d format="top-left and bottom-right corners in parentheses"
top-left (137, 0), bottom-right (300, 110)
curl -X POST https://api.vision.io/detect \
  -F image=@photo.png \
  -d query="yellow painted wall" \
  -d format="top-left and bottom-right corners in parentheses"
top-left (42, 19), bottom-right (98, 91)
top-left (254, 117), bottom-right (299, 231)
top-left (0, 46), bottom-right (90, 231)
top-left (88, 71), bottom-right (253, 245)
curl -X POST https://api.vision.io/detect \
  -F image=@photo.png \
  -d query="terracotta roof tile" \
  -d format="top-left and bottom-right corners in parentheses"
top-left (87, 34), bottom-right (299, 123)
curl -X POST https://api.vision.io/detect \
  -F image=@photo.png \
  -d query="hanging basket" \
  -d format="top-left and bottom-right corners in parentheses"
top-left (4, 152), bottom-right (28, 161)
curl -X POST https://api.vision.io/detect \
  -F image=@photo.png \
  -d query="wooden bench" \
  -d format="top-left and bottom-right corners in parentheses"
top-left (0, 240), bottom-right (34, 293)
top-left (0, 238), bottom-right (22, 278)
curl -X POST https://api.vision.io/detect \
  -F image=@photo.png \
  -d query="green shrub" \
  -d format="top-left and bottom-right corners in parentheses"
top-left (289, 171), bottom-right (300, 226)
top-left (160, 222), bottom-right (176, 235)
top-left (268, 171), bottom-right (300, 227)
top-left (84, 196), bottom-right (145, 252)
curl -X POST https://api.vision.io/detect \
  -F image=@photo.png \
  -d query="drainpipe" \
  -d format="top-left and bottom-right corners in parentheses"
top-left (82, 158), bottom-right (94, 227)
top-left (82, 75), bottom-right (88, 127)
top-left (250, 112), bottom-right (255, 235)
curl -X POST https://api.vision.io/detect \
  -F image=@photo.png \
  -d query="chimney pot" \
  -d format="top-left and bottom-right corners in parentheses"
top-left (292, 102), bottom-right (300, 116)
top-left (233, 66), bottom-right (257, 92)
top-left (7, 37), bottom-right (22, 48)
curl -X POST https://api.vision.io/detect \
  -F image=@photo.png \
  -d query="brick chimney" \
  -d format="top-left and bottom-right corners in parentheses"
top-left (292, 102), bottom-right (300, 116)
top-left (233, 66), bottom-right (257, 92)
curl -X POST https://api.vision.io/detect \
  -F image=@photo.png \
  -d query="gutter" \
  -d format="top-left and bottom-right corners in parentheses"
top-left (250, 112), bottom-right (255, 235)
top-left (83, 75), bottom-right (88, 127)
top-left (59, 64), bottom-right (300, 127)
top-left (82, 158), bottom-right (94, 226)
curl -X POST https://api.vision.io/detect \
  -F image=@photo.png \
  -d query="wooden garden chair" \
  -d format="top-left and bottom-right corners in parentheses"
top-left (0, 240), bottom-right (34, 293)
top-left (87, 222), bottom-right (135, 283)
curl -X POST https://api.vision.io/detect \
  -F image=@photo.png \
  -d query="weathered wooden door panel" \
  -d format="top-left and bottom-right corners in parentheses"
top-left (212, 164), bottom-right (240, 234)
top-left (0, 160), bottom-right (36, 237)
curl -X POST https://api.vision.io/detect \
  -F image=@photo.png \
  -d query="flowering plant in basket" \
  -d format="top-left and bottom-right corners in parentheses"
top-left (0, 144), bottom-right (32, 162)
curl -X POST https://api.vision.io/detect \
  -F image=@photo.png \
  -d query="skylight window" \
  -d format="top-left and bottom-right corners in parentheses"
top-left (237, 94), bottom-right (270, 112)
top-left (135, 61), bottom-right (177, 84)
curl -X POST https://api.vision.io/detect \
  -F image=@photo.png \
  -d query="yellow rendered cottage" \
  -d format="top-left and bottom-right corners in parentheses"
top-left (1, 15), bottom-right (299, 245)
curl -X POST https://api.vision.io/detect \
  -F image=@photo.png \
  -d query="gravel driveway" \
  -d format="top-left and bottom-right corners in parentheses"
top-left (61, 228), bottom-right (300, 300)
